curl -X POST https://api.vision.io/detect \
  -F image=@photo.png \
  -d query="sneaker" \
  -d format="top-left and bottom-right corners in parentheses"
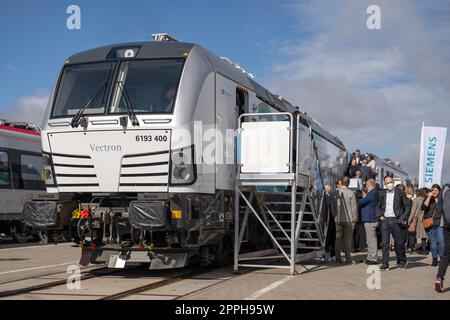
top-left (399, 261), bottom-right (408, 269)
top-left (364, 260), bottom-right (378, 265)
top-left (380, 264), bottom-right (389, 271)
top-left (435, 278), bottom-right (444, 293)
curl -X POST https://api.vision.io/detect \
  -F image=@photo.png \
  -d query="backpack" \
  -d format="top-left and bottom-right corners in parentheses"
top-left (441, 184), bottom-right (450, 224)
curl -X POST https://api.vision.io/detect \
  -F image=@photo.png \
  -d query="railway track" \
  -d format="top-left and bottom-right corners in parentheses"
top-left (100, 268), bottom-right (220, 300)
top-left (0, 265), bottom-right (113, 298)
top-left (0, 265), bottom-right (244, 300)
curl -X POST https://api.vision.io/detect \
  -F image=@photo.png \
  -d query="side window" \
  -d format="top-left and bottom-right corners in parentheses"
top-left (0, 151), bottom-right (11, 187)
top-left (11, 152), bottom-right (45, 191)
top-left (297, 124), bottom-right (311, 175)
top-left (236, 87), bottom-right (248, 117)
top-left (21, 154), bottom-right (43, 182)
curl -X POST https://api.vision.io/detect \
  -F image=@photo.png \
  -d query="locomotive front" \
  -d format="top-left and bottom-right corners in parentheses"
top-left (37, 40), bottom-right (223, 268)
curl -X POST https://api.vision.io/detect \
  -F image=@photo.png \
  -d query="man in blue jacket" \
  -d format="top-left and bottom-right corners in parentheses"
top-left (359, 179), bottom-right (380, 264)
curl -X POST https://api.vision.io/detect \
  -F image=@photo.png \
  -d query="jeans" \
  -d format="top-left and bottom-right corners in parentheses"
top-left (364, 222), bottom-right (378, 262)
top-left (437, 227), bottom-right (450, 281)
top-left (380, 218), bottom-right (407, 266)
top-left (428, 226), bottom-right (445, 259)
top-left (335, 222), bottom-right (355, 262)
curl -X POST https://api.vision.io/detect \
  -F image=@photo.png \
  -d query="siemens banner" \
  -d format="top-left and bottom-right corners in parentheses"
top-left (419, 125), bottom-right (447, 188)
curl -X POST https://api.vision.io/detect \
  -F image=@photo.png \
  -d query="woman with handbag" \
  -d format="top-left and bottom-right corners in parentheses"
top-left (407, 188), bottom-right (428, 254)
top-left (422, 184), bottom-right (445, 266)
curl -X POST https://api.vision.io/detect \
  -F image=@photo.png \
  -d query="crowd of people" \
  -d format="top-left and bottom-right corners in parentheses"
top-left (321, 149), bottom-right (450, 293)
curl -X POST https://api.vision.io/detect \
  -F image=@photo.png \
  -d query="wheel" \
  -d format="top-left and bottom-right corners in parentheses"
top-left (12, 231), bottom-right (30, 243)
top-left (11, 224), bottom-right (32, 243)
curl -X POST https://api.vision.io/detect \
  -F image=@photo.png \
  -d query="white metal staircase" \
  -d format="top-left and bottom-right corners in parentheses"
top-left (233, 112), bottom-right (327, 275)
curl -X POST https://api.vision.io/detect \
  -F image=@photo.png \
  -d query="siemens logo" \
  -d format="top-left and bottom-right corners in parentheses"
top-left (90, 144), bottom-right (122, 152)
top-left (424, 136), bottom-right (437, 183)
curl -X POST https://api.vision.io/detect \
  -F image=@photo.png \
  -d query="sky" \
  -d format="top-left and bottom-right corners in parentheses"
top-left (0, 0), bottom-right (449, 182)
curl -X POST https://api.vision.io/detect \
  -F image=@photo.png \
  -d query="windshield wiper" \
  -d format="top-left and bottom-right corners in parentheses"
top-left (117, 81), bottom-right (139, 126)
top-left (70, 81), bottom-right (107, 128)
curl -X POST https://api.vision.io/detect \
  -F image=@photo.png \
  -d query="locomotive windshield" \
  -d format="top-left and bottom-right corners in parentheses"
top-left (51, 62), bottom-right (117, 118)
top-left (51, 59), bottom-right (184, 118)
top-left (109, 59), bottom-right (184, 114)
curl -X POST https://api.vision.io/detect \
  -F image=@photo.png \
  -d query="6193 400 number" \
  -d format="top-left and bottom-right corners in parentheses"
top-left (135, 135), bottom-right (168, 142)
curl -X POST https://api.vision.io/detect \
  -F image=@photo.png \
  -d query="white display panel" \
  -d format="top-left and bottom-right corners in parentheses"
top-left (239, 121), bottom-right (290, 173)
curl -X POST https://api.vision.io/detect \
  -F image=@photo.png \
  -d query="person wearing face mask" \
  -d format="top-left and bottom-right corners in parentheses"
top-left (422, 184), bottom-right (445, 267)
top-left (375, 175), bottom-right (412, 271)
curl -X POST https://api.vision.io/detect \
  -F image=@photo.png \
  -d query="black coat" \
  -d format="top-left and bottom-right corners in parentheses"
top-left (351, 155), bottom-right (366, 166)
top-left (347, 165), bottom-right (359, 178)
top-left (320, 193), bottom-right (335, 226)
top-left (376, 188), bottom-right (412, 225)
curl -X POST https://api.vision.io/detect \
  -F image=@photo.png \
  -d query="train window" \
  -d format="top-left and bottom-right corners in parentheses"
top-left (20, 154), bottom-right (43, 182)
top-left (109, 59), bottom-right (184, 114)
top-left (236, 88), bottom-right (247, 116)
top-left (312, 132), bottom-right (347, 187)
top-left (297, 123), bottom-right (311, 175)
top-left (0, 151), bottom-right (10, 187)
top-left (51, 62), bottom-right (117, 118)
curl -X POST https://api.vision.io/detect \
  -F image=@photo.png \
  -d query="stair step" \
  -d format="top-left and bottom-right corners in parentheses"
top-left (270, 228), bottom-right (318, 233)
top-left (297, 246), bottom-right (322, 250)
top-left (274, 237), bottom-right (319, 241)
top-left (279, 245), bottom-right (322, 250)
top-left (266, 211), bottom-right (314, 215)
top-left (264, 202), bottom-right (311, 205)
top-left (266, 220), bottom-right (316, 224)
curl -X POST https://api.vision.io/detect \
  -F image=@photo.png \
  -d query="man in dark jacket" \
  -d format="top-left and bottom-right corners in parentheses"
top-left (435, 183), bottom-right (450, 293)
top-left (359, 179), bottom-right (379, 264)
top-left (351, 149), bottom-right (365, 167)
top-left (375, 175), bottom-right (412, 270)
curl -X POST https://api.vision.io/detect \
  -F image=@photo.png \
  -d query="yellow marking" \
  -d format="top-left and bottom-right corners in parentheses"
top-left (171, 210), bottom-right (182, 219)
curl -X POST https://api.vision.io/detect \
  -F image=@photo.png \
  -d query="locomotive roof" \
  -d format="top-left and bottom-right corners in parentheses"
top-left (66, 41), bottom-right (298, 113)
top-left (67, 41), bottom-right (345, 150)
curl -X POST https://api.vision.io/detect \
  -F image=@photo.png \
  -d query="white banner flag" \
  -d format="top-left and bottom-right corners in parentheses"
top-left (419, 125), bottom-right (447, 188)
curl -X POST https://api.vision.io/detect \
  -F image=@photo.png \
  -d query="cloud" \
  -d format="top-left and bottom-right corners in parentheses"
top-left (262, 0), bottom-right (450, 181)
top-left (0, 92), bottom-right (49, 127)
top-left (393, 143), bottom-right (450, 184)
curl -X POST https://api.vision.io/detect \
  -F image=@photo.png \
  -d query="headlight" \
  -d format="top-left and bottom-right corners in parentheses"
top-left (170, 146), bottom-right (196, 185)
top-left (42, 153), bottom-right (55, 186)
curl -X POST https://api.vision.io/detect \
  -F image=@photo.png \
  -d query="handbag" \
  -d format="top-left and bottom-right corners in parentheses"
top-left (408, 216), bottom-right (418, 233)
top-left (422, 206), bottom-right (436, 229)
